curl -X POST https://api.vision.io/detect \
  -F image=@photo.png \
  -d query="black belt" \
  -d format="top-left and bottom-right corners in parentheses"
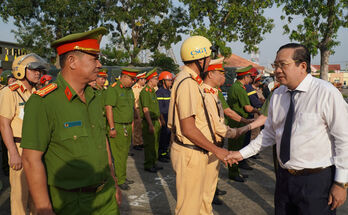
top-left (56, 181), bottom-right (106, 193)
top-left (13, 137), bottom-right (22, 143)
top-left (281, 165), bottom-right (331, 176)
top-left (174, 136), bottom-right (208, 154)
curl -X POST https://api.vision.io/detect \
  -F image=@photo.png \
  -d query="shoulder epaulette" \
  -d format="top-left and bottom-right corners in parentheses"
top-left (35, 83), bottom-right (58, 97)
top-left (8, 83), bottom-right (20, 91)
top-left (111, 82), bottom-right (117, 88)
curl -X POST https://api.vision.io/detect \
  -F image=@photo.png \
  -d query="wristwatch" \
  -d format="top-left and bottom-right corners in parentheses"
top-left (110, 127), bottom-right (115, 131)
top-left (334, 181), bottom-right (348, 189)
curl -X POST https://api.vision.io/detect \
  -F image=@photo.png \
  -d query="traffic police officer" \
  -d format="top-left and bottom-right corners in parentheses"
top-left (168, 36), bottom-right (232, 214)
top-left (132, 72), bottom-right (146, 150)
top-left (0, 53), bottom-right (48, 215)
top-left (139, 68), bottom-right (161, 173)
top-left (105, 67), bottom-right (139, 190)
top-left (20, 27), bottom-right (121, 214)
top-left (156, 71), bottom-right (173, 162)
top-left (227, 66), bottom-right (260, 182)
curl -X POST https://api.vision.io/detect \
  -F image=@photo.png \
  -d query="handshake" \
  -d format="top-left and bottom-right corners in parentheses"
top-left (217, 150), bottom-right (244, 167)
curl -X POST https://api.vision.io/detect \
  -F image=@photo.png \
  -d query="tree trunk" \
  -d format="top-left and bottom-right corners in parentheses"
top-left (319, 48), bottom-right (330, 81)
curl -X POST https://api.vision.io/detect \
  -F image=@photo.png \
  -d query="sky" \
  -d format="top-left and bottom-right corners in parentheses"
top-left (1, 5), bottom-right (348, 69)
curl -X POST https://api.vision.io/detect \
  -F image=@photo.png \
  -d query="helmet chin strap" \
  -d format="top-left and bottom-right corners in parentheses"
top-left (194, 57), bottom-right (207, 78)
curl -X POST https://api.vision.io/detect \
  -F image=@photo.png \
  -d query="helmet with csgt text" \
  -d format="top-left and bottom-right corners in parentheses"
top-left (159, 71), bottom-right (173, 81)
top-left (180, 36), bottom-right (212, 62)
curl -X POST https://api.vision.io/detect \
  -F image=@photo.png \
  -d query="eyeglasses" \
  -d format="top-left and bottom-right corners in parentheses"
top-left (271, 60), bottom-right (298, 70)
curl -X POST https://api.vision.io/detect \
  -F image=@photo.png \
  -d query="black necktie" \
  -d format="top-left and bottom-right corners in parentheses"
top-left (280, 91), bottom-right (296, 164)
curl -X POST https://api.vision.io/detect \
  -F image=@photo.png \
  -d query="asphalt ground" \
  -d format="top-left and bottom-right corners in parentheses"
top-left (1, 144), bottom-right (348, 214)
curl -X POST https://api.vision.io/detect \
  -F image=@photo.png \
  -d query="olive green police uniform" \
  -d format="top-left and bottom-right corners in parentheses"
top-left (227, 73), bottom-right (251, 179)
top-left (104, 79), bottom-right (135, 186)
top-left (21, 74), bottom-right (118, 214)
top-left (139, 71), bottom-right (161, 170)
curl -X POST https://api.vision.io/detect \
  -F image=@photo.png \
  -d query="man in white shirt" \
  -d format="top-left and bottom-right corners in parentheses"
top-left (226, 43), bottom-right (348, 214)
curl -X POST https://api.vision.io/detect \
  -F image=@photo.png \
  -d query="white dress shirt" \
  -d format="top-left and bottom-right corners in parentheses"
top-left (240, 74), bottom-right (348, 183)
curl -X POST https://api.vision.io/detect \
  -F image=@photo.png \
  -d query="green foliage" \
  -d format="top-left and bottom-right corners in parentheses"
top-left (0, 0), bottom-right (103, 58)
top-left (179, 0), bottom-right (275, 56)
top-left (276, 0), bottom-right (348, 80)
top-left (100, 45), bottom-right (130, 66)
top-left (150, 52), bottom-right (179, 74)
top-left (103, 0), bottom-right (189, 64)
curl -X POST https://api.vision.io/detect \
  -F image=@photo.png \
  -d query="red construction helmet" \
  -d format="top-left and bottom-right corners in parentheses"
top-left (40, 75), bottom-right (52, 85)
top-left (250, 67), bottom-right (259, 77)
top-left (159, 71), bottom-right (173, 81)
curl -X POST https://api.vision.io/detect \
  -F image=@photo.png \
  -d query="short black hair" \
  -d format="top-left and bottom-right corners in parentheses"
top-left (236, 74), bottom-right (250, 80)
top-left (59, 51), bottom-right (83, 68)
top-left (277, 43), bottom-right (311, 73)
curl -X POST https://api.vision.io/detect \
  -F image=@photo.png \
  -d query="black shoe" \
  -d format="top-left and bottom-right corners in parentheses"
top-left (229, 175), bottom-right (245, 182)
top-left (125, 178), bottom-right (134, 185)
top-left (144, 167), bottom-right (157, 173)
top-left (212, 194), bottom-right (223, 205)
top-left (158, 157), bottom-right (170, 163)
top-left (215, 187), bottom-right (227, 196)
top-left (128, 152), bottom-right (134, 156)
top-left (154, 164), bottom-right (163, 170)
top-left (241, 173), bottom-right (249, 178)
top-left (119, 183), bottom-right (130, 190)
top-left (239, 161), bottom-right (253, 170)
top-left (133, 145), bottom-right (143, 151)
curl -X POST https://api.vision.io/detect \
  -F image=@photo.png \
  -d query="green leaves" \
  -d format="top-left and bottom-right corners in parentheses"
top-left (180, 0), bottom-right (274, 56)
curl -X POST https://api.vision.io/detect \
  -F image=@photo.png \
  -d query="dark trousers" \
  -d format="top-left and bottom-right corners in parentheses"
top-left (159, 114), bottom-right (170, 157)
top-left (275, 166), bottom-right (336, 215)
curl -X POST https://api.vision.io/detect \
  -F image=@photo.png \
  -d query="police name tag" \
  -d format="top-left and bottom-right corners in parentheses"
top-left (64, 121), bottom-right (82, 128)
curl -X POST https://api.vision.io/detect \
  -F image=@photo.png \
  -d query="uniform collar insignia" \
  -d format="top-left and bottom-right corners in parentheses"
top-left (65, 86), bottom-right (73, 101)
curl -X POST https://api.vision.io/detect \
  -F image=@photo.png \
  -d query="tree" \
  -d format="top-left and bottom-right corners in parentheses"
top-left (179, 0), bottom-right (274, 55)
top-left (103, 0), bottom-right (189, 65)
top-left (100, 45), bottom-right (130, 66)
top-left (150, 51), bottom-right (179, 74)
top-left (0, 0), bottom-right (104, 58)
top-left (276, 0), bottom-right (348, 81)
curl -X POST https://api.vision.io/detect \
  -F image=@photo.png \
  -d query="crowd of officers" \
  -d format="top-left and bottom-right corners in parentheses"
top-left (0, 27), bottom-right (276, 215)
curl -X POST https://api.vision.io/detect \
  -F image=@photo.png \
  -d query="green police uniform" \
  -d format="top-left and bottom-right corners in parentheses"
top-left (139, 81), bottom-right (161, 170)
top-left (21, 74), bottom-right (118, 214)
top-left (104, 80), bottom-right (135, 185)
top-left (227, 71), bottom-right (251, 179)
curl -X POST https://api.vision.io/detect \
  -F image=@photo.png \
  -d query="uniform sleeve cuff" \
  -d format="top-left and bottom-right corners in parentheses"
top-left (334, 168), bottom-right (348, 183)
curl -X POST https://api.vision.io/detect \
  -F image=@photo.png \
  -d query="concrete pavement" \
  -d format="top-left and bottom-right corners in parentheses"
top-left (1, 146), bottom-right (348, 214)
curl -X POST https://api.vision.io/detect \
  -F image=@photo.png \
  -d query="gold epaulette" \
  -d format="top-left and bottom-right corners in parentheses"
top-left (35, 83), bottom-right (58, 97)
top-left (111, 82), bottom-right (117, 88)
top-left (8, 83), bottom-right (20, 91)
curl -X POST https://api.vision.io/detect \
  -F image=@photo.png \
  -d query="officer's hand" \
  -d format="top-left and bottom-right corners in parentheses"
top-left (224, 151), bottom-right (243, 166)
top-left (214, 148), bottom-right (232, 167)
top-left (235, 125), bottom-right (251, 139)
top-left (115, 185), bottom-right (122, 205)
top-left (9, 151), bottom-right (22, 171)
top-left (148, 125), bottom-right (155, 134)
top-left (328, 183), bottom-right (347, 210)
top-left (109, 129), bottom-right (117, 138)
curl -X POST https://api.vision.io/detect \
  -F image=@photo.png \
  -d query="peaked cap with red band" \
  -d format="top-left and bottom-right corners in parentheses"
top-left (145, 68), bottom-right (158, 81)
top-left (98, 69), bottom-right (108, 77)
top-left (136, 72), bottom-right (146, 79)
top-left (207, 63), bottom-right (224, 72)
top-left (51, 27), bottom-right (108, 55)
top-left (236, 65), bottom-right (254, 77)
top-left (121, 67), bottom-right (140, 78)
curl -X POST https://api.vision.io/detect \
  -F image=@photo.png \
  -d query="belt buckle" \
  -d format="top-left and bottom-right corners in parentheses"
top-left (96, 183), bottom-right (105, 193)
top-left (288, 169), bottom-right (297, 175)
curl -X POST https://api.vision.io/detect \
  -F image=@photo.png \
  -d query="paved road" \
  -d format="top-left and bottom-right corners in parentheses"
top-left (1, 145), bottom-right (348, 214)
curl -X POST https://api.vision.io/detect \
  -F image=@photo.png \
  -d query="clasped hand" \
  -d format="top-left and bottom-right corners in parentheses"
top-left (224, 151), bottom-right (243, 166)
